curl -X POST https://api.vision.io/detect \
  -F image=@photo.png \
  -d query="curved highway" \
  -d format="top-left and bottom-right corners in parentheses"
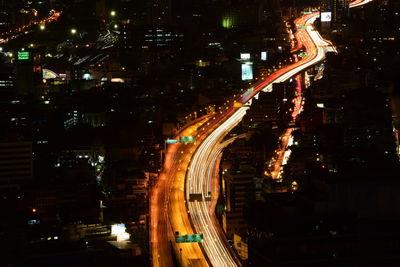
top-left (185, 13), bottom-right (335, 267)
top-left (151, 116), bottom-right (213, 267)
top-left (152, 2), bottom-right (374, 265)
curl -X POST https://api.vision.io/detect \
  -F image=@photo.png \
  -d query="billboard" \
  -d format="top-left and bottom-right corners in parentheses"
top-left (43, 69), bottom-right (59, 79)
top-left (261, 51), bottom-right (267, 61)
top-left (241, 63), bottom-right (253, 81)
top-left (240, 53), bottom-right (250, 60)
top-left (321, 12), bottom-right (332, 22)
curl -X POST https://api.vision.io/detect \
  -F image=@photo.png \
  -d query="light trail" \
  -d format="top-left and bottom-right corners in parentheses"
top-left (185, 13), bottom-right (335, 267)
top-left (187, 108), bottom-right (248, 267)
top-left (266, 0), bottom-right (373, 180)
top-left (0, 11), bottom-right (61, 44)
top-left (349, 0), bottom-right (374, 8)
top-left (151, 117), bottom-right (213, 267)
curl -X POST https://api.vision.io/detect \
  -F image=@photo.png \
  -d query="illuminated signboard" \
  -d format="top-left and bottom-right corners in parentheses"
top-left (17, 51), bottom-right (30, 61)
top-left (222, 15), bottom-right (234, 28)
top-left (176, 234), bottom-right (204, 243)
top-left (43, 68), bottom-right (59, 79)
top-left (240, 53), bottom-right (250, 60)
top-left (321, 12), bottom-right (332, 22)
top-left (261, 51), bottom-right (267, 61)
top-left (166, 139), bottom-right (179, 144)
top-left (241, 63), bottom-right (253, 81)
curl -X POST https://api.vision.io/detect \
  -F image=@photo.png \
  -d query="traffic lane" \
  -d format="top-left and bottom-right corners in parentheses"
top-left (151, 117), bottom-right (211, 267)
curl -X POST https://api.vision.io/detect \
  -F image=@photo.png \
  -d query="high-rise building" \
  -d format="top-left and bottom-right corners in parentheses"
top-left (144, 27), bottom-right (183, 47)
top-left (16, 50), bottom-right (33, 95)
top-left (334, 0), bottom-right (350, 22)
top-left (222, 162), bottom-right (256, 238)
top-left (323, 0), bottom-right (350, 23)
top-left (0, 68), bottom-right (15, 93)
top-left (64, 110), bottom-right (81, 130)
top-left (0, 141), bottom-right (33, 192)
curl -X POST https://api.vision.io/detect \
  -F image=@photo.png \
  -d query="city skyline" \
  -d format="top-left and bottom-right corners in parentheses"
top-left (1, 0), bottom-right (399, 266)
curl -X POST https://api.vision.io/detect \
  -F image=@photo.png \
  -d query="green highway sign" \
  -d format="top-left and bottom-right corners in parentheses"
top-left (179, 136), bottom-right (195, 144)
top-left (176, 234), bottom-right (204, 243)
top-left (298, 52), bottom-right (310, 58)
top-left (18, 51), bottom-right (30, 61)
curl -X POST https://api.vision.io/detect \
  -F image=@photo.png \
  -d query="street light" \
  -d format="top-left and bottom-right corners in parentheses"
top-left (39, 24), bottom-right (45, 30)
top-left (70, 28), bottom-right (77, 35)
top-left (110, 10), bottom-right (116, 17)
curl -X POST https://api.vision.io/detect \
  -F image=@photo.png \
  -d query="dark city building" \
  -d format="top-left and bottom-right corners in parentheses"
top-left (0, 141), bottom-right (32, 192)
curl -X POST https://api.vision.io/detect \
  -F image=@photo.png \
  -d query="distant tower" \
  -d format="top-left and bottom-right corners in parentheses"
top-left (331, 0), bottom-right (350, 23)
top-left (16, 50), bottom-right (33, 96)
